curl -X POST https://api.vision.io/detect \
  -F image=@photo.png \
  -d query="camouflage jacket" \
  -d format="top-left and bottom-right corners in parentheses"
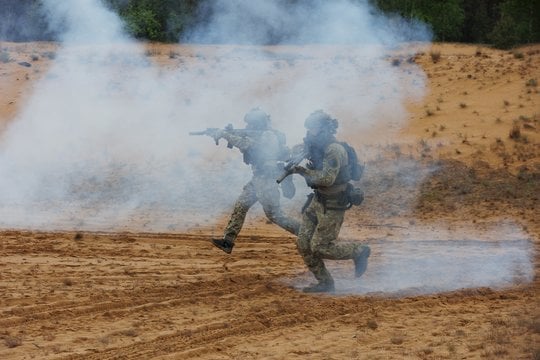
top-left (303, 142), bottom-right (350, 194)
top-left (221, 129), bottom-right (288, 175)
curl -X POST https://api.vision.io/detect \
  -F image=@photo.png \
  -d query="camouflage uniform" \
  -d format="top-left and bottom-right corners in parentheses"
top-left (294, 110), bottom-right (370, 293)
top-left (221, 129), bottom-right (300, 242)
top-left (212, 109), bottom-right (300, 254)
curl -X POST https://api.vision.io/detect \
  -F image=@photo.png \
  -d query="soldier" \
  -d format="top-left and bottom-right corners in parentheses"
top-left (291, 110), bottom-right (371, 293)
top-left (211, 108), bottom-right (300, 254)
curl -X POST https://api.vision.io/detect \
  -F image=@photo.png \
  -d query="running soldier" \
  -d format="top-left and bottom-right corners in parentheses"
top-left (291, 110), bottom-right (371, 293)
top-left (210, 108), bottom-right (300, 254)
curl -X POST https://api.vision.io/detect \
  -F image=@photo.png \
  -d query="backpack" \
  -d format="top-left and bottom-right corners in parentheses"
top-left (339, 142), bottom-right (364, 181)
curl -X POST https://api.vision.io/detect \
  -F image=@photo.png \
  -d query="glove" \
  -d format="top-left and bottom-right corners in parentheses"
top-left (280, 176), bottom-right (296, 199)
top-left (293, 166), bottom-right (307, 175)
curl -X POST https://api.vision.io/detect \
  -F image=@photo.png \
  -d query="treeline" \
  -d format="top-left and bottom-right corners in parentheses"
top-left (371, 0), bottom-right (539, 49)
top-left (0, 0), bottom-right (538, 49)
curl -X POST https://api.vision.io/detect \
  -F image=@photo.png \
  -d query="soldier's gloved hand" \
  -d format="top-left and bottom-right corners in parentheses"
top-left (293, 166), bottom-right (307, 175)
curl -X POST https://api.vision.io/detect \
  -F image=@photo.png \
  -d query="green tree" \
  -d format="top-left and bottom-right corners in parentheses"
top-left (462, 0), bottom-right (501, 43)
top-left (490, 0), bottom-right (539, 48)
top-left (104, 0), bottom-right (198, 42)
top-left (0, 0), bottom-right (56, 41)
top-left (371, 0), bottom-right (465, 41)
top-left (425, 0), bottom-right (465, 41)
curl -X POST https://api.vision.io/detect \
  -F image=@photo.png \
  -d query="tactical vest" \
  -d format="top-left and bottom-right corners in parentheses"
top-left (307, 141), bottom-right (359, 185)
top-left (243, 129), bottom-right (288, 166)
top-left (306, 141), bottom-right (364, 212)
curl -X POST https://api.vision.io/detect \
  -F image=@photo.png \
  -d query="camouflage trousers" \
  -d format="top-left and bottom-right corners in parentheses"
top-left (296, 194), bottom-right (362, 284)
top-left (223, 175), bottom-right (300, 242)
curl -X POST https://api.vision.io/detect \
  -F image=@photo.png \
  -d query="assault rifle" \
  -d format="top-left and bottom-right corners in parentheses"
top-left (276, 144), bottom-right (307, 184)
top-left (189, 128), bottom-right (222, 145)
top-left (189, 124), bottom-right (261, 148)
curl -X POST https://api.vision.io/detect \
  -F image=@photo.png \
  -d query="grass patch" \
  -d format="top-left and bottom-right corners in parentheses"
top-left (509, 122), bottom-right (521, 140)
top-left (145, 48), bottom-right (161, 57)
top-left (0, 51), bottom-right (11, 63)
top-left (526, 78), bottom-right (538, 87)
top-left (430, 50), bottom-right (441, 63)
top-left (366, 319), bottom-right (378, 330)
top-left (42, 51), bottom-right (56, 60)
top-left (4, 336), bottom-right (22, 348)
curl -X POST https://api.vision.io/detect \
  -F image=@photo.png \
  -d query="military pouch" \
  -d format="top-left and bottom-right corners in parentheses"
top-left (346, 183), bottom-right (364, 206)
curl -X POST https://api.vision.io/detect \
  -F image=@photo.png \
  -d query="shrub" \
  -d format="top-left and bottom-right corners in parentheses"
top-left (0, 51), bottom-right (11, 63)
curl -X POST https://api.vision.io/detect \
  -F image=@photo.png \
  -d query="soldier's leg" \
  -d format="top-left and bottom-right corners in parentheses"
top-left (261, 201), bottom-right (300, 235)
top-left (311, 208), bottom-right (371, 277)
top-left (311, 209), bottom-right (355, 260)
top-left (256, 177), bottom-right (301, 235)
top-left (296, 199), bottom-right (333, 288)
top-left (222, 181), bottom-right (258, 243)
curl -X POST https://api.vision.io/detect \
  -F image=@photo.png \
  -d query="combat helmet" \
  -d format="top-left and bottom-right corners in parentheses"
top-left (244, 107), bottom-right (271, 130)
top-left (304, 110), bottom-right (338, 134)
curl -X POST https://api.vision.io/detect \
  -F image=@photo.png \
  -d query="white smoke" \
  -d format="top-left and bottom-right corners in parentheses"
top-left (0, 0), bottom-right (431, 231)
top-left (184, 0), bottom-right (431, 45)
top-left (289, 223), bottom-right (535, 295)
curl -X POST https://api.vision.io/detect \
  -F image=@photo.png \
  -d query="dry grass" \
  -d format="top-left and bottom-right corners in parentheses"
top-left (144, 48), bottom-right (161, 57)
top-left (119, 328), bottom-right (139, 337)
top-left (509, 122), bottom-right (522, 140)
top-left (366, 319), bottom-right (378, 330)
top-left (0, 51), bottom-right (11, 63)
top-left (430, 50), bottom-right (441, 63)
top-left (526, 78), bottom-right (538, 87)
top-left (4, 336), bottom-right (22, 348)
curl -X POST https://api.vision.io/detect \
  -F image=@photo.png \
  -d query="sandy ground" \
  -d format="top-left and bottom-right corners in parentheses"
top-left (0, 42), bottom-right (539, 359)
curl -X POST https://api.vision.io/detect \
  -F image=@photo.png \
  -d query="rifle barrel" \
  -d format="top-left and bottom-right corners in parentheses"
top-left (276, 171), bottom-right (291, 184)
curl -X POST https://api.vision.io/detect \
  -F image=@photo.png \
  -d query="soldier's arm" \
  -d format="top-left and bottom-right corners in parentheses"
top-left (219, 131), bottom-right (254, 151)
top-left (301, 144), bottom-right (345, 187)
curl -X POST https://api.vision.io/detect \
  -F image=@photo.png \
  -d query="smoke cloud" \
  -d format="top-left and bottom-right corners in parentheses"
top-left (184, 0), bottom-right (431, 45)
top-left (0, 0), bottom-right (431, 232)
top-left (289, 223), bottom-right (535, 295)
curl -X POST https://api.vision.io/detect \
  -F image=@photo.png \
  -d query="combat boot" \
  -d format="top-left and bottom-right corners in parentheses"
top-left (302, 280), bottom-right (335, 293)
top-left (211, 238), bottom-right (234, 254)
top-left (353, 245), bottom-right (371, 277)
